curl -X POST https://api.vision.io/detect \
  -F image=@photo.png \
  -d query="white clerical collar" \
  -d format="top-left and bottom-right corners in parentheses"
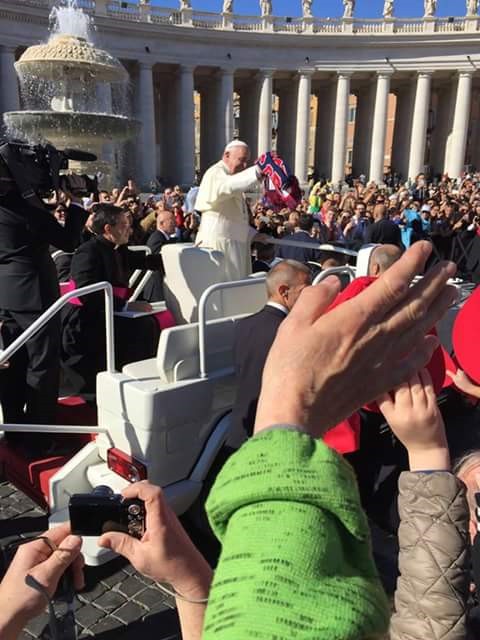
top-left (267, 301), bottom-right (288, 315)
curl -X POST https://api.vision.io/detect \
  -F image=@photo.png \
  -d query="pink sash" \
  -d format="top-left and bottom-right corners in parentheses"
top-left (61, 279), bottom-right (176, 330)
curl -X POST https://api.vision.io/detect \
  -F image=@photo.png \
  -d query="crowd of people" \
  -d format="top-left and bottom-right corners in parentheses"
top-left (2, 136), bottom-right (480, 639)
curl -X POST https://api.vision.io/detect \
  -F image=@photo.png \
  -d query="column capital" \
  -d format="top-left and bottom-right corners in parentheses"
top-left (416, 70), bottom-right (434, 79)
top-left (458, 70), bottom-right (474, 79)
top-left (298, 68), bottom-right (315, 78)
top-left (337, 70), bottom-right (354, 79)
top-left (178, 64), bottom-right (196, 75)
top-left (0, 45), bottom-right (16, 55)
top-left (138, 60), bottom-right (153, 72)
top-left (376, 70), bottom-right (394, 79)
top-left (217, 67), bottom-right (235, 77)
top-left (256, 68), bottom-right (275, 80)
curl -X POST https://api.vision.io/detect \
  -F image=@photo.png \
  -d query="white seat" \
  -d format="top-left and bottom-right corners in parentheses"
top-left (162, 244), bottom-right (268, 324)
top-left (123, 315), bottom-right (248, 383)
top-left (162, 244), bottom-right (225, 324)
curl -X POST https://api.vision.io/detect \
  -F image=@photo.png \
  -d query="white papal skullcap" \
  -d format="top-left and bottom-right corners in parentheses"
top-left (224, 140), bottom-right (249, 153)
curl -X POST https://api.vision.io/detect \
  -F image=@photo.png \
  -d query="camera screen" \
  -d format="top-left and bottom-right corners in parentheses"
top-left (69, 502), bottom-right (127, 536)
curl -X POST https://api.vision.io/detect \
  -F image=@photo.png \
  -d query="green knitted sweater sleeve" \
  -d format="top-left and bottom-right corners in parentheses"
top-left (203, 429), bottom-right (389, 640)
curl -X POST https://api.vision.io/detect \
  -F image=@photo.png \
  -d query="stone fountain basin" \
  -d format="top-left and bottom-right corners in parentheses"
top-left (15, 35), bottom-right (128, 84)
top-left (4, 111), bottom-right (139, 148)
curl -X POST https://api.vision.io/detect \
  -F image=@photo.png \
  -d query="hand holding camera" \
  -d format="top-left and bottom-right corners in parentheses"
top-left (94, 482), bottom-right (212, 595)
top-left (0, 523), bottom-right (83, 640)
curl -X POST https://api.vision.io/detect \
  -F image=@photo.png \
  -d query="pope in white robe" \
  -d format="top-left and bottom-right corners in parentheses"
top-left (195, 141), bottom-right (262, 281)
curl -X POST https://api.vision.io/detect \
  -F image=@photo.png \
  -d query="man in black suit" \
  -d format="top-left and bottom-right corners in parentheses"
top-left (62, 204), bottom-right (164, 393)
top-left (0, 189), bottom-right (87, 426)
top-left (142, 210), bottom-right (176, 302)
top-left (365, 204), bottom-right (403, 248)
top-left (231, 260), bottom-right (311, 439)
top-left (277, 214), bottom-right (320, 263)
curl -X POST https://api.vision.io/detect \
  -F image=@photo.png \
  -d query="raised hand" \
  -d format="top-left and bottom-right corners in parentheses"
top-left (254, 241), bottom-right (457, 438)
top-left (377, 368), bottom-right (450, 471)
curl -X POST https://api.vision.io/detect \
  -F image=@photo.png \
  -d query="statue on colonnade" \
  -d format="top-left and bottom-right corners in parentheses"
top-left (383, 0), bottom-right (394, 18)
top-left (222, 0), bottom-right (233, 13)
top-left (467, 0), bottom-right (478, 16)
top-left (302, 0), bottom-right (313, 18)
top-left (342, 0), bottom-right (354, 19)
top-left (260, 0), bottom-right (272, 16)
top-left (179, 0), bottom-right (191, 9)
top-left (424, 0), bottom-right (437, 17)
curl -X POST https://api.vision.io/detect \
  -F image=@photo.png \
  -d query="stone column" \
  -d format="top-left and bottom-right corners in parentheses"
top-left (331, 72), bottom-right (351, 184)
top-left (314, 83), bottom-right (336, 179)
top-left (352, 82), bottom-right (375, 176)
top-left (446, 71), bottom-right (473, 179)
top-left (257, 69), bottom-right (274, 155)
top-left (407, 72), bottom-right (432, 180)
top-left (276, 87), bottom-right (297, 171)
top-left (200, 81), bottom-right (216, 175)
top-left (391, 83), bottom-right (416, 179)
top-left (136, 61), bottom-right (157, 186)
top-left (294, 69), bottom-right (313, 184)
top-left (0, 45), bottom-right (19, 115)
top-left (430, 82), bottom-right (455, 176)
top-left (216, 68), bottom-right (234, 158)
top-left (239, 80), bottom-right (259, 157)
top-left (177, 64), bottom-right (196, 185)
top-left (369, 72), bottom-right (391, 184)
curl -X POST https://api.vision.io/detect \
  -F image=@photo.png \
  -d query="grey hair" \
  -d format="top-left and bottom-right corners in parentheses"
top-left (224, 140), bottom-right (249, 153)
top-left (265, 260), bottom-right (311, 297)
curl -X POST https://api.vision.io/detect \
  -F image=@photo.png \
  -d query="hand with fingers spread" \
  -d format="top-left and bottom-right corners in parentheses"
top-left (254, 241), bottom-right (457, 437)
top-left (98, 481), bottom-right (212, 640)
top-left (377, 368), bottom-right (450, 471)
top-left (446, 368), bottom-right (480, 400)
top-left (0, 523), bottom-right (84, 640)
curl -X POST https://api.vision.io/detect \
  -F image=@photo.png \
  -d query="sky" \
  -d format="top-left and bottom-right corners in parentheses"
top-left (150, 0), bottom-right (470, 18)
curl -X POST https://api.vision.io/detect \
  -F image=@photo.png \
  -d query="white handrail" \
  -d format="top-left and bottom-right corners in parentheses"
top-left (312, 265), bottom-right (356, 285)
top-left (0, 423), bottom-right (108, 434)
top-left (198, 277), bottom-right (266, 379)
top-left (128, 244), bottom-right (152, 290)
top-left (127, 244), bottom-right (156, 302)
top-left (267, 237), bottom-right (358, 258)
top-left (0, 281), bottom-right (116, 373)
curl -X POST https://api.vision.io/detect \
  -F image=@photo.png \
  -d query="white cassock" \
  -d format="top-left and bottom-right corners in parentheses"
top-left (195, 161), bottom-right (260, 281)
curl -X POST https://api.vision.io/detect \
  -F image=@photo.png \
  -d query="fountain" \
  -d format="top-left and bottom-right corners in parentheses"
top-left (3, 0), bottom-right (138, 180)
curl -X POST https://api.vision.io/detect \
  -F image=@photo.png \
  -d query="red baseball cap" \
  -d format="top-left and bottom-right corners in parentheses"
top-left (453, 285), bottom-right (480, 384)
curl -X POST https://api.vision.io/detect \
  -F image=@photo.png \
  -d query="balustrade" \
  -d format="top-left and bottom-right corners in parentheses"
top-left (10, 0), bottom-right (479, 35)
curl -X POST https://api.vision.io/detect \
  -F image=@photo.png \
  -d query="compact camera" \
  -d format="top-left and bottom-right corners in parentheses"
top-left (69, 486), bottom-right (145, 539)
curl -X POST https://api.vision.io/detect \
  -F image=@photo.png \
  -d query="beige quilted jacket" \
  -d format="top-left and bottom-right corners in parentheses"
top-left (390, 472), bottom-right (470, 640)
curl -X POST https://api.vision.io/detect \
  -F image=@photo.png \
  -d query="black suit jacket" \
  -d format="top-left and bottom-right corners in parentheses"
top-left (365, 218), bottom-right (403, 247)
top-left (70, 236), bottom-right (163, 312)
top-left (142, 231), bottom-right (175, 302)
top-left (0, 193), bottom-right (87, 311)
top-left (277, 230), bottom-right (319, 263)
top-left (231, 304), bottom-right (286, 438)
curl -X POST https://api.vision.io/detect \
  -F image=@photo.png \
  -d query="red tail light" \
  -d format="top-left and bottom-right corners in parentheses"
top-left (107, 448), bottom-right (147, 483)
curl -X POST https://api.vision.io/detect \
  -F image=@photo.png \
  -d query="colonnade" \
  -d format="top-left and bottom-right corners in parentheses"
top-left (0, 42), bottom-right (476, 187)
top-left (133, 62), bottom-right (479, 187)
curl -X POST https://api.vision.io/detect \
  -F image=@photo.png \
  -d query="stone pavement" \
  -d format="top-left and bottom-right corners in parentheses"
top-left (0, 481), bottom-right (182, 640)
top-left (0, 478), bottom-right (399, 640)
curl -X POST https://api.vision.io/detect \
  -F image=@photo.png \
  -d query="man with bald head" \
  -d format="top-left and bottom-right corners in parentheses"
top-left (368, 244), bottom-right (403, 277)
top-left (195, 140), bottom-right (265, 281)
top-left (231, 260), bottom-right (311, 439)
top-left (365, 204), bottom-right (403, 248)
top-left (143, 209), bottom-right (176, 302)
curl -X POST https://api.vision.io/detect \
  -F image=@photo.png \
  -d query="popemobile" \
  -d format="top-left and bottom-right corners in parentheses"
top-left (0, 231), bottom-right (472, 565)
